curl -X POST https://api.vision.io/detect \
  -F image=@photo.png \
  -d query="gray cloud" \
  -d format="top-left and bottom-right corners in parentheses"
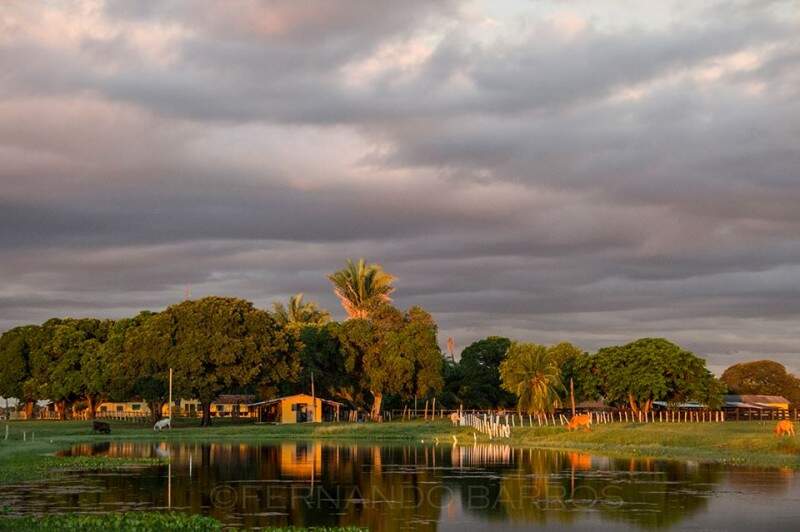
top-left (1, 0), bottom-right (799, 373)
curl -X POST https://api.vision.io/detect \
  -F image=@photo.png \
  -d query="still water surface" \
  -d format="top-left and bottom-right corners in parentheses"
top-left (3, 441), bottom-right (800, 530)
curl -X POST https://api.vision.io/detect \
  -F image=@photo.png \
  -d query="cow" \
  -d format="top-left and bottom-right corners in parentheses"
top-left (566, 414), bottom-right (592, 432)
top-left (774, 420), bottom-right (795, 437)
top-left (153, 418), bottom-right (171, 431)
top-left (450, 412), bottom-right (460, 426)
top-left (92, 420), bottom-right (111, 434)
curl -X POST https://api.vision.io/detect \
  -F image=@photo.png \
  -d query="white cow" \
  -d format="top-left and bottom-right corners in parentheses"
top-left (153, 418), bottom-right (171, 431)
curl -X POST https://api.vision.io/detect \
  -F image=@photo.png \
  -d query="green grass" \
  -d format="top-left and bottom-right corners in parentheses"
top-left (504, 419), bottom-right (800, 468)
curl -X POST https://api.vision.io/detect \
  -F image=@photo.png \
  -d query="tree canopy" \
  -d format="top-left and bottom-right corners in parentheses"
top-left (127, 297), bottom-right (300, 425)
top-left (338, 304), bottom-right (443, 419)
top-left (455, 336), bottom-right (515, 409)
top-left (594, 338), bottom-right (722, 412)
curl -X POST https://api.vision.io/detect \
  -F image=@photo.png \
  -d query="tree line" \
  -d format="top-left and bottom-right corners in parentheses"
top-left (1, 259), bottom-right (798, 425)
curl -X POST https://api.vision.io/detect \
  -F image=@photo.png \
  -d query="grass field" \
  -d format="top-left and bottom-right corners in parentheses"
top-left (1, 417), bottom-right (799, 487)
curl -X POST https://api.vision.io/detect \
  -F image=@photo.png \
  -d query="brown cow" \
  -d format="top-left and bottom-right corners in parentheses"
top-left (566, 414), bottom-right (592, 432)
top-left (774, 420), bottom-right (795, 437)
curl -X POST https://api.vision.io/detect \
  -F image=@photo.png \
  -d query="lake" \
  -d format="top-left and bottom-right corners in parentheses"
top-left (2, 441), bottom-right (800, 530)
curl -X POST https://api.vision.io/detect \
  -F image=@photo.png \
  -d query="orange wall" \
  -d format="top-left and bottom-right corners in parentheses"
top-left (279, 394), bottom-right (322, 423)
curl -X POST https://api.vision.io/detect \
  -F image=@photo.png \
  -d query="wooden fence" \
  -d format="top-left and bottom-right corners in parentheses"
top-left (389, 407), bottom-right (800, 426)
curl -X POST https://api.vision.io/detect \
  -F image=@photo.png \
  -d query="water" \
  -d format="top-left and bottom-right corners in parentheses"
top-left (2, 441), bottom-right (800, 530)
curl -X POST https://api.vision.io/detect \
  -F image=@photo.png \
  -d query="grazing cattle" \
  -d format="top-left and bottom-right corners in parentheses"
top-left (566, 414), bottom-right (592, 432)
top-left (92, 421), bottom-right (111, 434)
top-left (450, 412), bottom-right (460, 426)
top-left (153, 418), bottom-right (171, 431)
top-left (774, 420), bottom-right (795, 437)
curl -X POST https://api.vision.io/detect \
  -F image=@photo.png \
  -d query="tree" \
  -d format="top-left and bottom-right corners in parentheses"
top-left (338, 304), bottom-right (443, 419)
top-left (547, 342), bottom-right (584, 368)
top-left (272, 293), bottom-right (330, 327)
top-left (499, 342), bottom-right (563, 415)
top-left (665, 348), bottom-right (725, 409)
top-left (559, 347), bottom-right (602, 406)
top-left (0, 326), bottom-right (38, 417)
top-left (105, 312), bottom-right (165, 422)
top-left (721, 360), bottom-right (800, 407)
top-left (594, 338), bottom-right (721, 413)
top-left (24, 318), bottom-right (112, 419)
top-left (382, 306), bottom-right (444, 409)
top-left (126, 297), bottom-right (300, 426)
top-left (294, 322), bottom-right (352, 403)
top-left (457, 336), bottom-right (515, 409)
top-left (328, 259), bottom-right (395, 319)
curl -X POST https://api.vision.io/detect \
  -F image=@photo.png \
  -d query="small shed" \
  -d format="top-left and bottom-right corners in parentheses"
top-left (249, 394), bottom-right (343, 424)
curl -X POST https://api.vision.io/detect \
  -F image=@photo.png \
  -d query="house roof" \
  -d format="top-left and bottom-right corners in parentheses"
top-left (724, 394), bottom-right (789, 404)
top-left (574, 400), bottom-right (610, 410)
top-left (723, 394), bottom-right (789, 409)
top-left (247, 393), bottom-right (343, 407)
top-left (214, 394), bottom-right (256, 404)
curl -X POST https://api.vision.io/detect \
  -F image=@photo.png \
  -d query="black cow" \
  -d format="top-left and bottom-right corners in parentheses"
top-left (92, 420), bottom-right (111, 434)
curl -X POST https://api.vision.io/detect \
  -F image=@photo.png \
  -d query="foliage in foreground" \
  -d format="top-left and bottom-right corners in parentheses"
top-left (0, 512), bottom-right (222, 532)
top-left (0, 511), bottom-right (368, 532)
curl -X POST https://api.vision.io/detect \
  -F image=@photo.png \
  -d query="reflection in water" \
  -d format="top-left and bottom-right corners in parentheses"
top-left (1, 441), bottom-right (797, 531)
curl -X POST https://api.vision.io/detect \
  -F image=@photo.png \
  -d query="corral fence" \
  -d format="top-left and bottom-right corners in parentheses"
top-left (385, 406), bottom-right (800, 432)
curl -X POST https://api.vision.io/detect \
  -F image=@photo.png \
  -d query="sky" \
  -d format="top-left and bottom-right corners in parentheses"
top-left (1, 0), bottom-right (799, 374)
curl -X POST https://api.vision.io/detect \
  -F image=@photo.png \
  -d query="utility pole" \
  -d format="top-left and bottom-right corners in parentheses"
top-left (168, 368), bottom-right (173, 428)
top-left (310, 371), bottom-right (315, 423)
top-left (570, 378), bottom-right (576, 417)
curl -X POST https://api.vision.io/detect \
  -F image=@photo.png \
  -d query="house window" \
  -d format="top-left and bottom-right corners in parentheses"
top-left (132, 404), bottom-right (141, 411)
top-left (100, 406), bottom-right (107, 413)
top-left (116, 405), bottom-right (123, 413)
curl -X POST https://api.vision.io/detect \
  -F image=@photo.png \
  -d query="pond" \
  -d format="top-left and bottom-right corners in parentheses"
top-left (3, 441), bottom-right (800, 530)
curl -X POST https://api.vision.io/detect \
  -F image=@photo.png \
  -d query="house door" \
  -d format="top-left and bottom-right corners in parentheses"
top-left (295, 404), bottom-right (308, 423)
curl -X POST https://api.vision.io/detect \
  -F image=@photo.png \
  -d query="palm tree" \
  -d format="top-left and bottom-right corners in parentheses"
top-left (272, 293), bottom-right (330, 327)
top-left (499, 342), bottom-right (564, 415)
top-left (327, 259), bottom-right (395, 319)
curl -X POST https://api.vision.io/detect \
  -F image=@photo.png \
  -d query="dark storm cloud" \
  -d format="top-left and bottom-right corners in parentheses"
top-left (1, 0), bottom-right (799, 372)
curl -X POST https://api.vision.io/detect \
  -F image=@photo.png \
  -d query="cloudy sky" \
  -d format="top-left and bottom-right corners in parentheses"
top-left (1, 1), bottom-right (799, 373)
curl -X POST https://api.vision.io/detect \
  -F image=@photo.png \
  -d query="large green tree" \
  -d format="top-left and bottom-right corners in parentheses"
top-left (499, 342), bottom-right (564, 415)
top-left (457, 336), bottom-right (515, 409)
top-left (25, 318), bottom-right (112, 419)
top-left (560, 350), bottom-right (602, 405)
top-left (293, 322), bottom-right (354, 403)
top-left (125, 297), bottom-right (299, 426)
top-left (594, 338), bottom-right (722, 413)
top-left (721, 360), bottom-right (800, 406)
top-left (104, 312), bottom-right (166, 421)
top-left (328, 259), bottom-right (395, 319)
top-left (0, 326), bottom-right (39, 416)
top-left (338, 304), bottom-right (443, 419)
